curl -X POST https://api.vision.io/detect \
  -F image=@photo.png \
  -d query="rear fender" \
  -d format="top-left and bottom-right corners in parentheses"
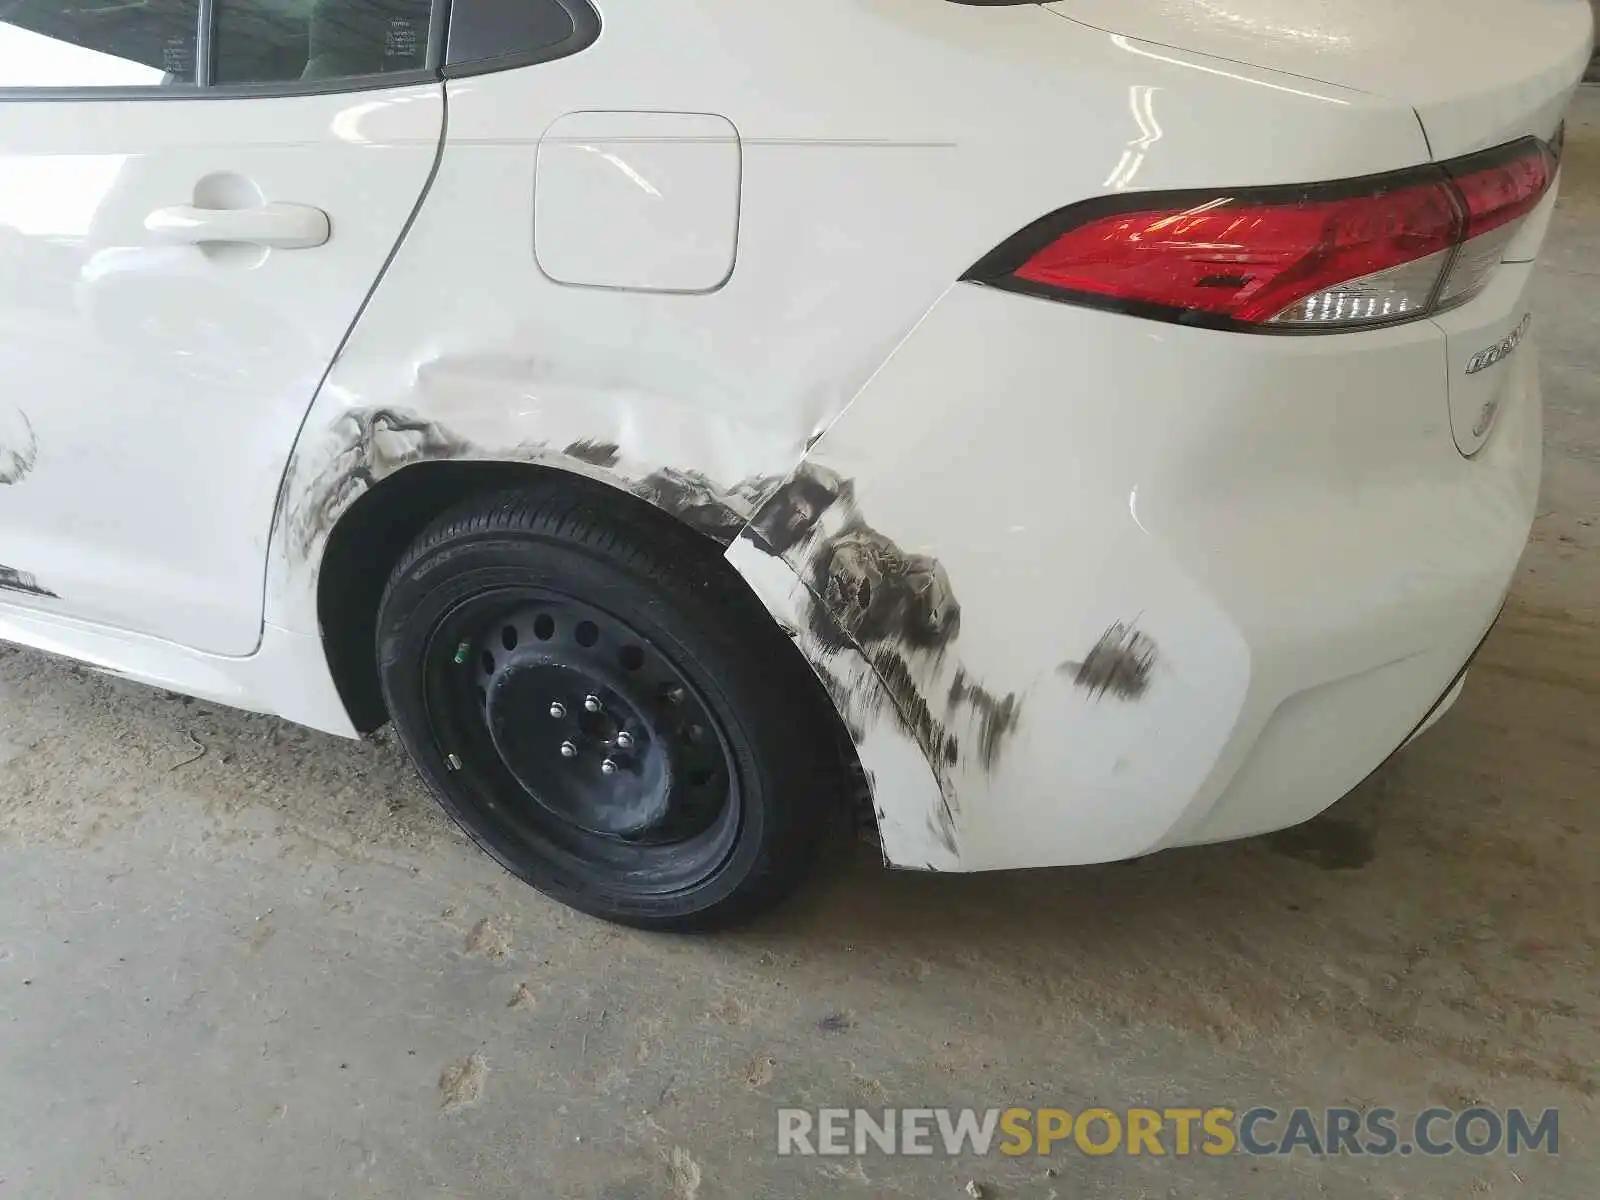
top-left (725, 284), bottom-right (1257, 873)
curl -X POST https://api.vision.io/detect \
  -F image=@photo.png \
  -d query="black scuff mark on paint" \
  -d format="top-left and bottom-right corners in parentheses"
top-left (632, 467), bottom-right (755, 546)
top-left (815, 525), bottom-right (962, 651)
top-left (753, 469), bottom-right (962, 654)
top-left (1059, 620), bottom-right (1158, 701)
top-left (746, 467), bottom-right (850, 558)
top-left (563, 438), bottom-right (621, 469)
top-left (291, 408), bottom-right (474, 560)
top-left (949, 668), bottom-right (1020, 771)
top-left (869, 648), bottom-right (960, 769)
top-left (0, 565), bottom-right (56, 599)
top-left (0, 410), bottom-right (38, 485)
top-left (286, 407), bottom-right (791, 564)
top-left (812, 660), bottom-right (868, 745)
top-left (745, 463), bottom-right (1024, 858)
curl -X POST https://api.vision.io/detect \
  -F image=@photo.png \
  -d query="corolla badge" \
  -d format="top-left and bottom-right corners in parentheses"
top-left (1465, 313), bottom-right (1532, 376)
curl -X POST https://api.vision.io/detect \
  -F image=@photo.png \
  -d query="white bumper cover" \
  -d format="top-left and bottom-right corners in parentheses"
top-left (731, 270), bottom-right (1541, 872)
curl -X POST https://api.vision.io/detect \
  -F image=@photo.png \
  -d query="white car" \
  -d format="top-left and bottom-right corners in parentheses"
top-left (0, 0), bottom-right (1590, 929)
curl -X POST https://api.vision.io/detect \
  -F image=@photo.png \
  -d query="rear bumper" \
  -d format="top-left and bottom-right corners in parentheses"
top-left (733, 273), bottom-right (1541, 871)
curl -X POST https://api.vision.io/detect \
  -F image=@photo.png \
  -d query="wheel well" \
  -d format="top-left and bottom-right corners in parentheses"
top-left (316, 461), bottom-right (552, 732)
top-left (317, 458), bottom-right (873, 841)
top-left (314, 461), bottom-right (838, 737)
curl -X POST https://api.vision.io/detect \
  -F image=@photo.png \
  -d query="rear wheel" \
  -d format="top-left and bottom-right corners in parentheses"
top-left (375, 486), bottom-right (838, 931)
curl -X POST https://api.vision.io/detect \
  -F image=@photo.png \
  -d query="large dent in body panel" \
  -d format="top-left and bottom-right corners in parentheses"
top-left (275, 389), bottom-right (1022, 865)
top-left (274, 342), bottom-right (845, 582)
top-left (281, 401), bottom-right (811, 575)
top-left (264, 325), bottom-right (864, 643)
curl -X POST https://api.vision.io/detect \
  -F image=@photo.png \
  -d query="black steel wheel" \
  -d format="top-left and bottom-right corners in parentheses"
top-left (376, 485), bottom-right (840, 931)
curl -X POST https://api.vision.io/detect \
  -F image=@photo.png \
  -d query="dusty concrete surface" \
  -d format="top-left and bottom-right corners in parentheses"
top-left (3, 98), bottom-right (1599, 1200)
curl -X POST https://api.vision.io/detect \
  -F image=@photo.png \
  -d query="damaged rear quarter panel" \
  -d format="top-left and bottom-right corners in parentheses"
top-left (262, 107), bottom-right (981, 632)
top-left (725, 534), bottom-right (960, 870)
top-left (741, 464), bottom-right (1026, 863)
top-left (259, 8), bottom-right (1305, 864)
top-left (730, 285), bottom-right (1254, 872)
top-left (276, 401), bottom-right (799, 585)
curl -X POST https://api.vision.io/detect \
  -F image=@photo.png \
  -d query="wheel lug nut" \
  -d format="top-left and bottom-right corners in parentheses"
top-left (601, 759), bottom-right (619, 776)
top-left (549, 702), bottom-right (566, 719)
top-left (584, 695), bottom-right (603, 714)
top-left (559, 741), bottom-right (578, 759)
top-left (616, 731), bottom-right (634, 750)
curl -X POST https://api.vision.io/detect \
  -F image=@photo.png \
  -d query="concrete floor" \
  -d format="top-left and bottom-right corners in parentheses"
top-left (4, 95), bottom-right (1598, 1200)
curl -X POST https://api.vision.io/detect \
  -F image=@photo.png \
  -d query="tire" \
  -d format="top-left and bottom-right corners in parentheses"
top-left (375, 485), bottom-right (839, 931)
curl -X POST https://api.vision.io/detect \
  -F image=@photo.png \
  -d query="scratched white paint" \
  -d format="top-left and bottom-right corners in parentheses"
top-left (0, 0), bottom-right (1581, 869)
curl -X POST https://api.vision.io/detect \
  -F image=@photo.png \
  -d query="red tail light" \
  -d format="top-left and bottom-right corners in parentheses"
top-left (964, 136), bottom-right (1558, 333)
top-left (1450, 144), bottom-right (1554, 239)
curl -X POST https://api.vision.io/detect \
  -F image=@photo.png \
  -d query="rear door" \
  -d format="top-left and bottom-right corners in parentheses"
top-left (0, 0), bottom-right (443, 654)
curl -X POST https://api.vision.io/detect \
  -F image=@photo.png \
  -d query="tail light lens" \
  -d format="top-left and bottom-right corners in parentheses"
top-left (964, 136), bottom-right (1558, 333)
top-left (1435, 141), bottom-right (1555, 306)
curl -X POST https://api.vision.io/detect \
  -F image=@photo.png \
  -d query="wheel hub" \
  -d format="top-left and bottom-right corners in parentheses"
top-left (483, 663), bottom-right (668, 837)
top-left (464, 602), bottom-right (728, 844)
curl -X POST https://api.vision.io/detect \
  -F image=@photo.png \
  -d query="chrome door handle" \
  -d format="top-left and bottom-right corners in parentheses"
top-left (144, 202), bottom-right (331, 249)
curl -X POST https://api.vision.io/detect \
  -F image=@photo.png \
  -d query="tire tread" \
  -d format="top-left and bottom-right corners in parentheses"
top-left (377, 483), bottom-right (839, 931)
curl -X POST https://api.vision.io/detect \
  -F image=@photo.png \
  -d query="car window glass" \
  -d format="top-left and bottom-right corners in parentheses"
top-left (0, 0), bottom-right (199, 87)
top-left (445, 0), bottom-right (575, 69)
top-left (212, 0), bottom-right (430, 84)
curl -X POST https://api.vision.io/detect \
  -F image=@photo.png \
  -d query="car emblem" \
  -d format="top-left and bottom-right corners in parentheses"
top-left (1465, 313), bottom-right (1532, 375)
